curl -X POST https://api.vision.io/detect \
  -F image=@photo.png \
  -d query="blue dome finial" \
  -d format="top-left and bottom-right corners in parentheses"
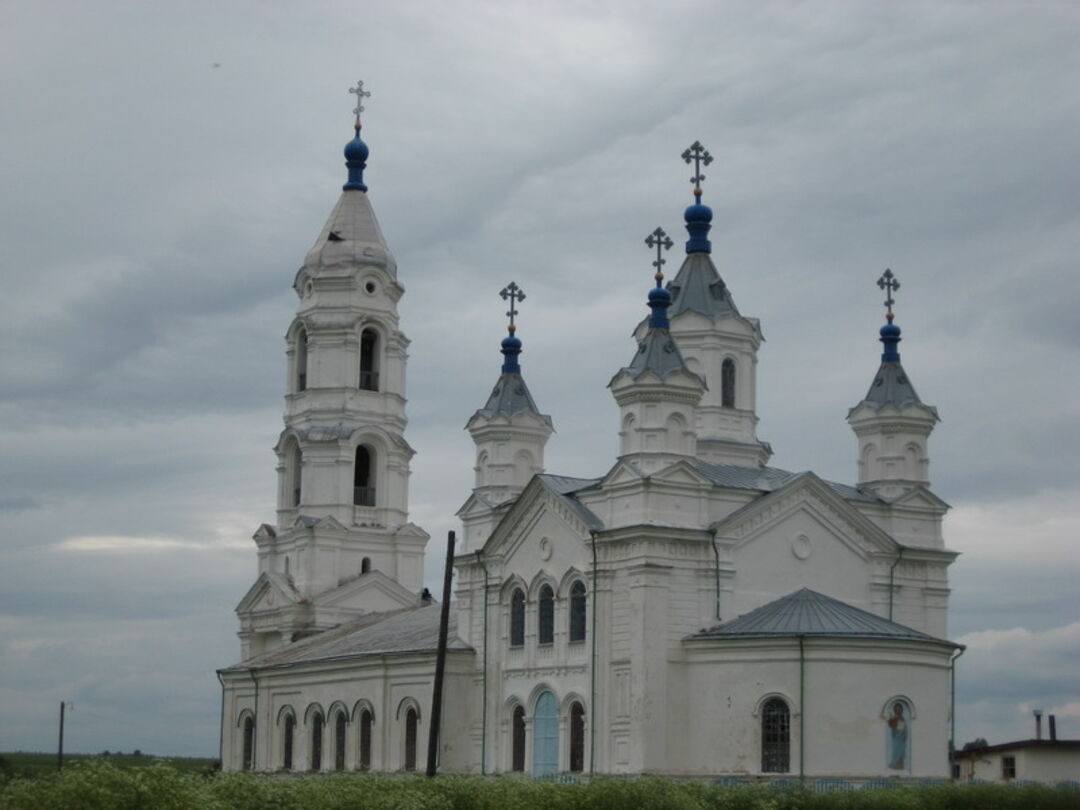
top-left (499, 282), bottom-right (526, 373)
top-left (876, 269), bottom-right (902, 362)
top-left (644, 227), bottom-right (674, 329)
top-left (681, 141), bottom-right (715, 254)
top-left (344, 80), bottom-right (371, 192)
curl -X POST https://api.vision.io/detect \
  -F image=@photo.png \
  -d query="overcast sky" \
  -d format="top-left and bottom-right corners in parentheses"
top-left (2, 1), bottom-right (1078, 758)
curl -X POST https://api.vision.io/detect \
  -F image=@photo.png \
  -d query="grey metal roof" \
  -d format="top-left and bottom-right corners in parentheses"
top-left (667, 252), bottom-right (740, 320)
top-left (225, 604), bottom-right (472, 671)
top-left (693, 461), bottom-right (880, 503)
top-left (474, 373), bottom-right (552, 424)
top-left (857, 361), bottom-right (937, 414)
top-left (303, 190), bottom-right (396, 277)
top-left (622, 328), bottom-right (701, 382)
top-left (689, 588), bottom-right (958, 647)
top-left (536, 474), bottom-right (604, 529)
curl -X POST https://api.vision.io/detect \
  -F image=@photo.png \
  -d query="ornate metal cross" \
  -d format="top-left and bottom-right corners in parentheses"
top-left (682, 140), bottom-right (714, 195)
top-left (349, 80), bottom-right (371, 127)
top-left (645, 227), bottom-right (673, 276)
top-left (500, 282), bottom-right (526, 329)
top-left (877, 269), bottom-right (900, 319)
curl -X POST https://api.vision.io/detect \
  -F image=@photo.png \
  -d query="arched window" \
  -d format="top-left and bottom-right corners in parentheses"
top-left (761, 698), bottom-right (790, 773)
top-left (241, 715), bottom-right (254, 771)
top-left (569, 581), bottom-right (587, 643)
top-left (361, 557), bottom-right (371, 574)
top-left (511, 705), bottom-right (526, 772)
top-left (538, 585), bottom-right (555, 645)
top-left (296, 328), bottom-right (308, 392)
top-left (334, 710), bottom-right (347, 771)
top-left (282, 714), bottom-right (295, 771)
top-left (404, 707), bottom-right (418, 771)
top-left (569, 702), bottom-right (585, 773)
top-left (289, 441), bottom-right (303, 508)
top-left (532, 691), bottom-right (558, 775)
top-left (510, 588), bottom-right (525, 648)
top-left (359, 328), bottom-right (379, 391)
top-left (354, 445), bottom-right (375, 506)
top-left (359, 709), bottom-right (373, 770)
top-left (721, 358), bottom-right (736, 408)
top-left (310, 712), bottom-right (324, 771)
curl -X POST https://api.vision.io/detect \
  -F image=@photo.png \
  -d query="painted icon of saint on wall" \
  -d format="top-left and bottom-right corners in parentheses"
top-left (887, 701), bottom-right (909, 770)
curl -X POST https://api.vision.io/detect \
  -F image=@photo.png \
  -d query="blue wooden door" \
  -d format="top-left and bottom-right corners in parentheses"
top-left (532, 691), bottom-right (559, 775)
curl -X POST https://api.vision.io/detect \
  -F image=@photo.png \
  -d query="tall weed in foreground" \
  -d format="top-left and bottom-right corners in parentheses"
top-left (3, 765), bottom-right (1080, 810)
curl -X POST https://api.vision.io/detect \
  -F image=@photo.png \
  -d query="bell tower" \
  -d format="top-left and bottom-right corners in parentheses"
top-left (237, 83), bottom-right (428, 658)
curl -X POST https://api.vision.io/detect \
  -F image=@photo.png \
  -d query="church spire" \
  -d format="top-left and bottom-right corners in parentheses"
top-left (848, 270), bottom-right (939, 497)
top-left (343, 80), bottom-right (371, 192)
top-left (499, 282), bottom-right (525, 374)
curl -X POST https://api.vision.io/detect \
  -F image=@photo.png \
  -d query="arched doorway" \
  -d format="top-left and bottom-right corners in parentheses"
top-left (532, 691), bottom-right (558, 775)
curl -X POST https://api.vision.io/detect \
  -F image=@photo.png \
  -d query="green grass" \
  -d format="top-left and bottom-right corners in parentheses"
top-left (1, 761), bottom-right (1078, 810)
top-left (0, 751), bottom-right (219, 780)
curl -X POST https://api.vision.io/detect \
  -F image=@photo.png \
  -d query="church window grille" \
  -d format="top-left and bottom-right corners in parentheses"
top-left (354, 445), bottom-right (375, 506)
top-left (569, 581), bottom-right (587, 643)
top-left (538, 585), bottom-right (555, 645)
top-left (721, 358), bottom-right (736, 408)
top-left (283, 714), bottom-right (294, 771)
top-left (310, 712), bottom-right (323, 771)
top-left (404, 707), bottom-right (418, 771)
top-left (241, 716), bottom-right (254, 771)
top-left (510, 588), bottom-right (525, 647)
top-left (511, 705), bottom-right (526, 772)
top-left (359, 709), bottom-right (372, 770)
top-left (334, 711), bottom-right (347, 771)
top-left (761, 698), bottom-right (790, 773)
top-left (569, 702), bottom-right (585, 773)
top-left (359, 329), bottom-right (379, 391)
top-left (296, 329), bottom-right (308, 392)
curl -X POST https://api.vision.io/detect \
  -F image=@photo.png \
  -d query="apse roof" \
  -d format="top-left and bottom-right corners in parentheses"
top-left (688, 588), bottom-right (959, 647)
top-left (224, 604), bottom-right (471, 671)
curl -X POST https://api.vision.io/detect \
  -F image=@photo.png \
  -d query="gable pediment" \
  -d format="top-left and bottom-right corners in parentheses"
top-left (714, 472), bottom-right (897, 557)
top-left (887, 486), bottom-right (950, 511)
top-left (481, 478), bottom-right (592, 562)
top-left (316, 570), bottom-right (418, 613)
top-left (649, 458), bottom-right (714, 487)
top-left (236, 573), bottom-right (303, 615)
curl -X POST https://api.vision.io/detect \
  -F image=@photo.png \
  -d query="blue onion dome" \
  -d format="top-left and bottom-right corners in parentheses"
top-left (501, 326), bottom-right (522, 374)
top-left (684, 199), bottom-right (713, 254)
top-left (343, 125), bottom-right (369, 192)
top-left (879, 318), bottom-right (902, 362)
top-left (648, 273), bottom-right (672, 329)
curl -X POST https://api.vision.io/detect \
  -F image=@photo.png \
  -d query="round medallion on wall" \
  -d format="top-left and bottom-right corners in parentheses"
top-left (791, 534), bottom-right (812, 561)
top-left (538, 536), bottom-right (553, 561)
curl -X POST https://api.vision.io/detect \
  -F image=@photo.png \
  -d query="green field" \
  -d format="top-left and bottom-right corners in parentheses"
top-left (2, 760), bottom-right (1079, 810)
top-left (0, 751), bottom-right (219, 780)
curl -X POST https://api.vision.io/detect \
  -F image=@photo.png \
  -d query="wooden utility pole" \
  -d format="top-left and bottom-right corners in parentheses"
top-left (426, 531), bottom-right (455, 777)
top-left (57, 701), bottom-right (66, 771)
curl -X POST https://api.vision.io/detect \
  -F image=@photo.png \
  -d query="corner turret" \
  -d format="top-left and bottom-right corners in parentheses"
top-left (847, 270), bottom-right (939, 499)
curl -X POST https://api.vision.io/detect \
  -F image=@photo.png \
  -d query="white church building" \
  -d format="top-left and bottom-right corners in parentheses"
top-left (218, 94), bottom-right (963, 780)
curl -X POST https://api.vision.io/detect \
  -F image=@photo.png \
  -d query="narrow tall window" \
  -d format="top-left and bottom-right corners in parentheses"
top-left (296, 329), bottom-right (308, 392)
top-left (538, 585), bottom-right (555, 645)
top-left (283, 715), bottom-right (294, 771)
top-left (510, 588), bottom-right (525, 647)
top-left (241, 716), bottom-right (254, 771)
top-left (721, 358), bottom-right (736, 408)
top-left (404, 707), bottom-right (418, 771)
top-left (310, 712), bottom-right (323, 771)
top-left (354, 445), bottom-right (375, 506)
top-left (359, 329), bottom-right (379, 391)
top-left (569, 702), bottom-right (585, 773)
top-left (334, 711), bottom-right (347, 771)
top-left (569, 581), bottom-right (587, 643)
top-left (361, 557), bottom-right (371, 574)
top-left (512, 705), bottom-right (526, 772)
top-left (761, 698), bottom-right (790, 773)
top-left (291, 443), bottom-right (303, 508)
top-left (359, 709), bottom-right (372, 770)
